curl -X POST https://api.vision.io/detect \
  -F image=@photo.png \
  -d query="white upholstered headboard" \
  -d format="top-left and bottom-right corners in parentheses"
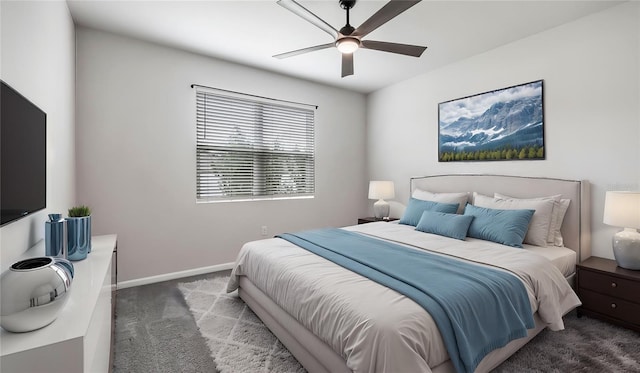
top-left (410, 174), bottom-right (591, 262)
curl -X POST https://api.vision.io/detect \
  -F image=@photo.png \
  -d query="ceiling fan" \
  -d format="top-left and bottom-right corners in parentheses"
top-left (274, 0), bottom-right (427, 78)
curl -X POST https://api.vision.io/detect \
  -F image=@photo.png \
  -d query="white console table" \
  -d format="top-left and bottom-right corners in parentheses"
top-left (1, 235), bottom-right (117, 373)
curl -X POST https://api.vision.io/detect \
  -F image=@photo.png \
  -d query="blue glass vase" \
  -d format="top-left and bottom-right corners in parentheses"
top-left (67, 216), bottom-right (91, 261)
top-left (45, 214), bottom-right (65, 257)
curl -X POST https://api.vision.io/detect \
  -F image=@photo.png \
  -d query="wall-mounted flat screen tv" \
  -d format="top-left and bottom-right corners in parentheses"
top-left (1, 80), bottom-right (47, 226)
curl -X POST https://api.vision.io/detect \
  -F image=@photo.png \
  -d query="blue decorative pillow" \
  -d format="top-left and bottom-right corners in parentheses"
top-left (399, 198), bottom-right (459, 227)
top-left (415, 211), bottom-right (474, 240)
top-left (463, 204), bottom-right (534, 248)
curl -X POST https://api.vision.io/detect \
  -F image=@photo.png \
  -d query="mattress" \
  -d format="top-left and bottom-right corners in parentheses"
top-left (523, 244), bottom-right (577, 278)
top-left (228, 221), bottom-right (581, 372)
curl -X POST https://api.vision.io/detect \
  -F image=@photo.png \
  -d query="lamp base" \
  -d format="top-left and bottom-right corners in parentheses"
top-left (612, 228), bottom-right (640, 270)
top-left (373, 199), bottom-right (390, 219)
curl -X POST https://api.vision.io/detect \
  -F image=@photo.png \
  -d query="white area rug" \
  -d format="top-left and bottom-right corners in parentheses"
top-left (179, 276), bottom-right (640, 373)
top-left (178, 277), bottom-right (306, 373)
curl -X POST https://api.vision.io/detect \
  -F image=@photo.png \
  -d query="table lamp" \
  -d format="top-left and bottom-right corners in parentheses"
top-left (603, 191), bottom-right (640, 270)
top-left (368, 181), bottom-right (395, 219)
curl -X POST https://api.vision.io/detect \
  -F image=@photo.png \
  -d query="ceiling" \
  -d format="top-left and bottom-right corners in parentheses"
top-left (67, 0), bottom-right (622, 94)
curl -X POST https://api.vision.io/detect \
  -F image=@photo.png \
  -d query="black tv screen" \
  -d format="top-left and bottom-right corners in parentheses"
top-left (1, 80), bottom-right (47, 226)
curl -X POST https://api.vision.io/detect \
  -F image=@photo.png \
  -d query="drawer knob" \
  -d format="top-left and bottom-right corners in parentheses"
top-left (611, 303), bottom-right (617, 309)
top-left (611, 282), bottom-right (617, 288)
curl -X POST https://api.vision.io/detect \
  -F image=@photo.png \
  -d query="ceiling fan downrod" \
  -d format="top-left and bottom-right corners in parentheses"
top-left (337, 0), bottom-right (359, 53)
top-left (339, 0), bottom-right (356, 36)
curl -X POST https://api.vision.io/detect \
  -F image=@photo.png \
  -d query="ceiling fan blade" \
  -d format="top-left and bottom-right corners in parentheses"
top-left (361, 40), bottom-right (427, 57)
top-left (353, 0), bottom-right (420, 38)
top-left (277, 0), bottom-right (339, 39)
top-left (273, 43), bottom-right (335, 59)
top-left (341, 53), bottom-right (354, 78)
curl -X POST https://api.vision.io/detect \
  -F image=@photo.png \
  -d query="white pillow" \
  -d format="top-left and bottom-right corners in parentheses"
top-left (550, 199), bottom-right (570, 246)
top-left (472, 192), bottom-right (494, 206)
top-left (412, 189), bottom-right (469, 214)
top-left (473, 192), bottom-right (555, 247)
top-left (495, 193), bottom-right (570, 246)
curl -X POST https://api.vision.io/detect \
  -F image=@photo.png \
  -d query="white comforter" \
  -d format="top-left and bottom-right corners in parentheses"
top-left (227, 222), bottom-right (581, 373)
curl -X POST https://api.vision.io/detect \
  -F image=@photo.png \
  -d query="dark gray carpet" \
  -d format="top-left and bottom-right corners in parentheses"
top-left (115, 272), bottom-right (640, 372)
top-left (495, 311), bottom-right (640, 372)
top-left (112, 271), bottom-right (225, 373)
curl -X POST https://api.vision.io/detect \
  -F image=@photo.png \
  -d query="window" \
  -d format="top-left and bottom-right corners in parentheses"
top-left (195, 86), bottom-right (315, 202)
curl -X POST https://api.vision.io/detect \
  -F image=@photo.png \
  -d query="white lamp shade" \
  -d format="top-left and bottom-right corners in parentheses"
top-left (603, 191), bottom-right (640, 229)
top-left (368, 181), bottom-right (395, 200)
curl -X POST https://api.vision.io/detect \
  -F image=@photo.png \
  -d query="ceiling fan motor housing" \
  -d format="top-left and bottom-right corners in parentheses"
top-left (339, 0), bottom-right (356, 10)
top-left (340, 24), bottom-right (356, 36)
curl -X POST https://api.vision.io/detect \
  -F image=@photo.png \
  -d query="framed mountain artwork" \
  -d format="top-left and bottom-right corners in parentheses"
top-left (438, 80), bottom-right (544, 162)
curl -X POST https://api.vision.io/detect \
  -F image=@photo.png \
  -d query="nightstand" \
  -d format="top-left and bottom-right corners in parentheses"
top-left (576, 256), bottom-right (640, 332)
top-left (357, 217), bottom-right (399, 224)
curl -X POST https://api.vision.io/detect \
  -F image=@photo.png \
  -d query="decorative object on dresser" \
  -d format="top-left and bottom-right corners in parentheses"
top-left (0, 235), bottom-right (117, 373)
top-left (603, 191), bottom-right (640, 270)
top-left (45, 213), bottom-right (66, 257)
top-left (0, 257), bottom-right (74, 333)
top-left (576, 256), bottom-right (640, 332)
top-left (357, 216), bottom-right (398, 224)
top-left (368, 180), bottom-right (395, 219)
top-left (66, 205), bottom-right (92, 260)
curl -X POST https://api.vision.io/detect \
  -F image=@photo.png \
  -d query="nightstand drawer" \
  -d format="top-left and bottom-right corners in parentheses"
top-left (580, 289), bottom-right (640, 325)
top-left (579, 269), bottom-right (640, 303)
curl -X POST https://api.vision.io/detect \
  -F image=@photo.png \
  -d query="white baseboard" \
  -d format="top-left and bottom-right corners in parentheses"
top-left (117, 262), bottom-right (235, 289)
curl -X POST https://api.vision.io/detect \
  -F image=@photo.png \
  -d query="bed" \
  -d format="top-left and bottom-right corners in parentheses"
top-left (227, 174), bottom-right (591, 373)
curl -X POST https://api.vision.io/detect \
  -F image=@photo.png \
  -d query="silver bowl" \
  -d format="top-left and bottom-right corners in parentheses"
top-left (0, 257), bottom-right (74, 333)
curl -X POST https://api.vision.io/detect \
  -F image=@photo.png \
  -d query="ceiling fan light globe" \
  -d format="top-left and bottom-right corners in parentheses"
top-left (336, 37), bottom-right (360, 54)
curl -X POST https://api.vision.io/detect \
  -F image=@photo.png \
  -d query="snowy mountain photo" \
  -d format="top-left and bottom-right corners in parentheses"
top-left (438, 81), bottom-right (544, 162)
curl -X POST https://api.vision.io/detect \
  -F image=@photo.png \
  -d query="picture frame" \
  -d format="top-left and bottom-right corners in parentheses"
top-left (438, 80), bottom-right (544, 162)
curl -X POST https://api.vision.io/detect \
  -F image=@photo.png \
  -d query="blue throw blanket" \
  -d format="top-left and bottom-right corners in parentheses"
top-left (277, 228), bottom-right (534, 373)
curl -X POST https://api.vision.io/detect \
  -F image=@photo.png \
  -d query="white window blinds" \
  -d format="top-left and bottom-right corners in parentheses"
top-left (196, 87), bottom-right (315, 202)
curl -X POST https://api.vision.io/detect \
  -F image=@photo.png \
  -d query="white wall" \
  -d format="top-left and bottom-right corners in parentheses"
top-left (0, 1), bottom-right (76, 270)
top-left (367, 2), bottom-right (640, 260)
top-left (75, 28), bottom-right (367, 283)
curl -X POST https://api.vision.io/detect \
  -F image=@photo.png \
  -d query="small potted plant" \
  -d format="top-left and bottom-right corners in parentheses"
top-left (66, 205), bottom-right (92, 261)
